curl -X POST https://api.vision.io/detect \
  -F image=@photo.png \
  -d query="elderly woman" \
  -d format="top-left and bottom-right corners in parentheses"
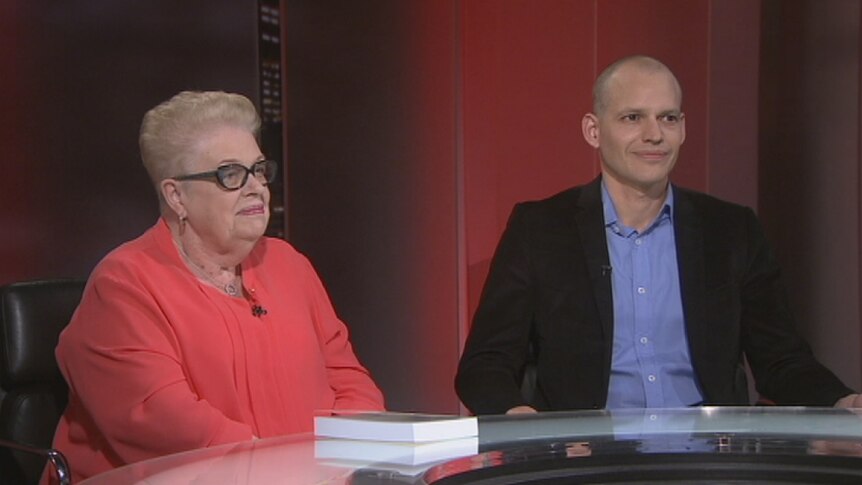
top-left (48, 91), bottom-right (385, 482)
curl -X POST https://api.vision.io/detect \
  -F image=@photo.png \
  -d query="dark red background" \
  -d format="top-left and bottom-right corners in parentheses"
top-left (1, 0), bottom-right (860, 413)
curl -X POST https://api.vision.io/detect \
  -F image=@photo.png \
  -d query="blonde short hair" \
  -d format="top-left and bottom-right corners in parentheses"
top-left (139, 91), bottom-right (261, 203)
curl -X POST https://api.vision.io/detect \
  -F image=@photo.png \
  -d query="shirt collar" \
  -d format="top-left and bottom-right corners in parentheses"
top-left (601, 180), bottom-right (674, 234)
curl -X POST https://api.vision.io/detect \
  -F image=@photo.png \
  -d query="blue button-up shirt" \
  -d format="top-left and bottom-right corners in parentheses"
top-left (602, 183), bottom-right (704, 408)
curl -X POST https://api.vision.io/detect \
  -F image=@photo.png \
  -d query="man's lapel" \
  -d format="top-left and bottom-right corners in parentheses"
top-left (673, 189), bottom-right (709, 379)
top-left (573, 178), bottom-right (614, 345)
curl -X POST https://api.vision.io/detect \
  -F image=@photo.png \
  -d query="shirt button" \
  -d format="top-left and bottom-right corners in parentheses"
top-left (640, 337), bottom-right (649, 344)
top-left (637, 287), bottom-right (646, 294)
top-left (635, 238), bottom-right (643, 245)
top-left (648, 375), bottom-right (657, 382)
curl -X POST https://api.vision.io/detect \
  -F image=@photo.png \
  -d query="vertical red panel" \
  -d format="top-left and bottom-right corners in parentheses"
top-left (461, 0), bottom-right (597, 325)
top-left (707, 0), bottom-right (760, 209)
top-left (285, 1), bottom-right (462, 413)
top-left (399, 1), bottom-right (462, 412)
top-left (759, 0), bottom-right (862, 389)
top-left (857, 1), bottom-right (862, 382)
top-left (596, 0), bottom-right (710, 191)
top-left (0, 4), bottom-right (44, 283)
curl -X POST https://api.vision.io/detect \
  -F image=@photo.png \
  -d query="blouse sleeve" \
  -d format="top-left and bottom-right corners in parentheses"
top-left (57, 266), bottom-right (254, 465)
top-left (301, 258), bottom-right (386, 411)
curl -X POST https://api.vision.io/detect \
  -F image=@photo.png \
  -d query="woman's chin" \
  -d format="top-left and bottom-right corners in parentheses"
top-left (235, 216), bottom-right (270, 241)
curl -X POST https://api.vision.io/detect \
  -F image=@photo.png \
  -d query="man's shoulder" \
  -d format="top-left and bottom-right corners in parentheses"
top-left (502, 182), bottom-right (601, 238)
top-left (673, 185), bottom-right (754, 219)
top-left (516, 181), bottom-right (598, 213)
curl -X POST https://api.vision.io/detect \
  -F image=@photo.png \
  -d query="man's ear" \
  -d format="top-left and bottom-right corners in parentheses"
top-left (679, 112), bottom-right (686, 145)
top-left (582, 113), bottom-right (600, 148)
top-left (161, 179), bottom-right (186, 218)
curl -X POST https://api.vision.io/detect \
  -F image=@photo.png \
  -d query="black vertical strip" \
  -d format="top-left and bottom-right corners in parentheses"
top-left (258, 0), bottom-right (286, 238)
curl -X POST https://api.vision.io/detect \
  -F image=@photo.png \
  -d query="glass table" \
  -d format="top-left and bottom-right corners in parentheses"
top-left (80, 407), bottom-right (862, 484)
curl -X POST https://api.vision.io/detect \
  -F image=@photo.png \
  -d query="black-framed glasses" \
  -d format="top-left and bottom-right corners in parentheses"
top-left (172, 159), bottom-right (278, 191)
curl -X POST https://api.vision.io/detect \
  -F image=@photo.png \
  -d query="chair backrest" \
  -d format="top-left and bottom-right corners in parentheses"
top-left (0, 279), bottom-right (84, 485)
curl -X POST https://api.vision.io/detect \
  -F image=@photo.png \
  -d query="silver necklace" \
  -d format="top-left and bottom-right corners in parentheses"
top-left (176, 242), bottom-right (242, 297)
top-left (222, 280), bottom-right (241, 297)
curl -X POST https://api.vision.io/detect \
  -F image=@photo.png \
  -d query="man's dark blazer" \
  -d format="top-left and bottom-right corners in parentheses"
top-left (455, 177), bottom-right (852, 415)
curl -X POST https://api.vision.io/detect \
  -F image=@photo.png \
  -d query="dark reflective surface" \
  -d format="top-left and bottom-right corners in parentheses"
top-left (80, 408), bottom-right (862, 484)
top-left (426, 408), bottom-right (862, 484)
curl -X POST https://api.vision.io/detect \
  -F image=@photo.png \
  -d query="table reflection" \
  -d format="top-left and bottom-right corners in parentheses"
top-left (80, 407), bottom-right (862, 485)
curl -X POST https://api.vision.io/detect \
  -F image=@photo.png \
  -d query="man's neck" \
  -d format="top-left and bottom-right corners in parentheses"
top-left (603, 176), bottom-right (669, 233)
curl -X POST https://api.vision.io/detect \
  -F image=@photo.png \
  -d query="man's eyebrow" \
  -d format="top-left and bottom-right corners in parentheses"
top-left (217, 156), bottom-right (265, 166)
top-left (611, 107), bottom-right (645, 116)
top-left (612, 108), bottom-right (682, 116)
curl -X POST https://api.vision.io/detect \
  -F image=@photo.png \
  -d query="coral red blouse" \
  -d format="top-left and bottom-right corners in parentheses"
top-left (49, 219), bottom-right (384, 482)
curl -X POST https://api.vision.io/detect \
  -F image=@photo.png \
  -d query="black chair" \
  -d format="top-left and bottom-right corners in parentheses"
top-left (0, 279), bottom-right (84, 485)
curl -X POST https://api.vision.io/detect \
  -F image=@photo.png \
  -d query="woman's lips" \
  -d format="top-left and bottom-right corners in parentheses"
top-left (238, 205), bottom-right (265, 215)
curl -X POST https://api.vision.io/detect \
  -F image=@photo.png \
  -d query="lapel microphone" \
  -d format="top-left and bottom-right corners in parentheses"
top-left (247, 287), bottom-right (267, 317)
top-left (601, 265), bottom-right (612, 277)
top-left (251, 304), bottom-right (267, 317)
top-left (251, 303), bottom-right (266, 318)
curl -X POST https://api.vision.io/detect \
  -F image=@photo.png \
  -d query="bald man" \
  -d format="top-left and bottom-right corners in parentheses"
top-left (456, 55), bottom-right (859, 415)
